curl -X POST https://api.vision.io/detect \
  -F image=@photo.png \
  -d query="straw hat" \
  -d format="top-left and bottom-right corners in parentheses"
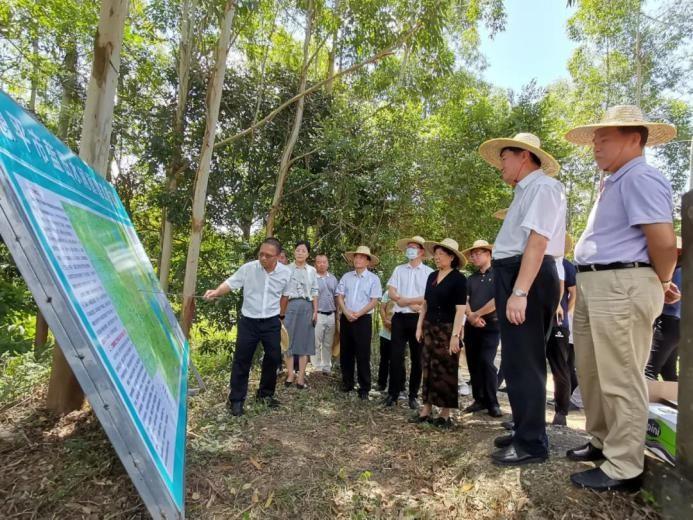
top-left (479, 133), bottom-right (560, 177)
top-left (565, 105), bottom-right (677, 147)
top-left (423, 238), bottom-right (467, 267)
top-left (493, 208), bottom-right (508, 220)
top-left (395, 235), bottom-right (430, 258)
top-left (462, 239), bottom-right (494, 261)
top-left (343, 245), bottom-right (380, 267)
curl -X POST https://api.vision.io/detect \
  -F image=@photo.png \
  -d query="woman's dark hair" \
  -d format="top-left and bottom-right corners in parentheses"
top-left (295, 240), bottom-right (311, 254)
top-left (501, 146), bottom-right (541, 168)
top-left (434, 245), bottom-right (460, 269)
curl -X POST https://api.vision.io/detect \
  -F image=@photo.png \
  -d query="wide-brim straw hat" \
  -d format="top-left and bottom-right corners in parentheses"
top-left (344, 245), bottom-right (380, 267)
top-left (462, 239), bottom-right (494, 260)
top-left (423, 238), bottom-right (467, 267)
top-left (395, 235), bottom-right (431, 259)
top-left (479, 132), bottom-right (560, 177)
top-left (493, 208), bottom-right (508, 220)
top-left (565, 105), bottom-right (677, 147)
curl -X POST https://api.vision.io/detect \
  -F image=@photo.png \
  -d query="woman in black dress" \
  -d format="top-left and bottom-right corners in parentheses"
top-left (414, 238), bottom-right (467, 428)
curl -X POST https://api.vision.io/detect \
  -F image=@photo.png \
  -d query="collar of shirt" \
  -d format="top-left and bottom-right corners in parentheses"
top-left (605, 156), bottom-right (646, 185)
top-left (516, 169), bottom-right (544, 191)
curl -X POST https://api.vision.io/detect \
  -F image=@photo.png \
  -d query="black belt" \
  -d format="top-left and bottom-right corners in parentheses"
top-left (492, 254), bottom-right (554, 267)
top-left (242, 314), bottom-right (279, 322)
top-left (318, 311), bottom-right (334, 315)
top-left (394, 311), bottom-right (419, 316)
top-left (576, 261), bottom-right (651, 273)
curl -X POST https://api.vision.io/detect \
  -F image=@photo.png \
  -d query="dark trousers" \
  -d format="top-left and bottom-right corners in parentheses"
top-left (493, 255), bottom-right (559, 457)
top-left (340, 314), bottom-right (372, 395)
top-left (378, 336), bottom-right (405, 391)
top-left (646, 314), bottom-right (680, 381)
top-left (229, 315), bottom-right (282, 403)
top-left (546, 324), bottom-right (571, 415)
top-left (388, 313), bottom-right (422, 399)
top-left (464, 321), bottom-right (500, 409)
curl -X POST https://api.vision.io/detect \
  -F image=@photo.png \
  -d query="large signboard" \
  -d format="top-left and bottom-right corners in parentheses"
top-left (0, 91), bottom-right (187, 518)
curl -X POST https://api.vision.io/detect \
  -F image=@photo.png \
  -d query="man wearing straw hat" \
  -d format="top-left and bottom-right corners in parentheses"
top-left (565, 105), bottom-right (680, 491)
top-left (461, 239), bottom-right (502, 418)
top-left (336, 246), bottom-right (383, 400)
top-left (383, 236), bottom-right (434, 410)
top-left (478, 132), bottom-right (566, 466)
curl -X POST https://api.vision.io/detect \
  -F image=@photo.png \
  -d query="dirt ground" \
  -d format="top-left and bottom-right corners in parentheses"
top-left (0, 360), bottom-right (661, 519)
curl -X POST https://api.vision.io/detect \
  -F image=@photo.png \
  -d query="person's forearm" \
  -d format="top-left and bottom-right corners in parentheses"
top-left (379, 304), bottom-right (388, 323)
top-left (475, 298), bottom-right (495, 316)
top-left (280, 296), bottom-right (288, 315)
top-left (387, 286), bottom-right (399, 301)
top-left (313, 297), bottom-right (318, 314)
top-left (515, 232), bottom-right (549, 292)
top-left (567, 287), bottom-right (576, 314)
top-left (643, 223), bottom-right (677, 282)
top-left (417, 302), bottom-right (427, 330)
top-left (403, 296), bottom-right (425, 306)
top-left (452, 306), bottom-right (466, 338)
top-left (358, 299), bottom-right (378, 316)
top-left (337, 295), bottom-right (349, 314)
top-left (214, 281), bottom-right (232, 296)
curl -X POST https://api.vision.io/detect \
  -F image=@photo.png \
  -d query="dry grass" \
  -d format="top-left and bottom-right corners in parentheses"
top-left (0, 362), bottom-right (662, 519)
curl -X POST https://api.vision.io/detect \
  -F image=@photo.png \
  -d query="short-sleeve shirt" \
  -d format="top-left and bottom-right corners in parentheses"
top-left (225, 260), bottom-right (291, 319)
top-left (560, 259), bottom-right (577, 329)
top-left (493, 169), bottom-right (567, 261)
top-left (424, 269), bottom-right (467, 323)
top-left (316, 272), bottom-right (338, 312)
top-left (574, 157), bottom-right (673, 265)
top-left (336, 269), bottom-right (382, 314)
top-left (386, 262), bottom-right (434, 313)
top-left (283, 263), bottom-right (319, 299)
top-left (467, 267), bottom-right (496, 321)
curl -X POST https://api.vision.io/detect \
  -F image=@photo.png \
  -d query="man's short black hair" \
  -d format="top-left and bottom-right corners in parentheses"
top-left (434, 245), bottom-right (461, 269)
top-left (617, 126), bottom-right (649, 148)
top-left (501, 146), bottom-right (541, 168)
top-left (295, 240), bottom-right (311, 254)
top-left (262, 237), bottom-right (282, 255)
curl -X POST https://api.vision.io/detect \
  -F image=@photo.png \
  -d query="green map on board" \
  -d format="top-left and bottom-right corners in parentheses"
top-left (63, 202), bottom-right (182, 397)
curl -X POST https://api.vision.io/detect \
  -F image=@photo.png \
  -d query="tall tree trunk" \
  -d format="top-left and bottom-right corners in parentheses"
top-left (266, 0), bottom-right (314, 236)
top-left (159, 0), bottom-right (196, 292)
top-left (180, 0), bottom-right (237, 337)
top-left (36, 40), bottom-right (80, 356)
top-left (46, 0), bottom-right (129, 415)
top-left (325, 0), bottom-right (340, 95)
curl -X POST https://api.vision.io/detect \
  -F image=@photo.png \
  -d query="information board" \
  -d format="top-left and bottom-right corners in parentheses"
top-left (0, 91), bottom-right (187, 519)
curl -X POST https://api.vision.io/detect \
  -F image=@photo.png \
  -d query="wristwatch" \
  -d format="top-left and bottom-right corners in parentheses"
top-left (512, 288), bottom-right (528, 298)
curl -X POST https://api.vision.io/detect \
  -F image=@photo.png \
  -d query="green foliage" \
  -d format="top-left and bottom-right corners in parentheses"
top-left (0, 349), bottom-right (51, 404)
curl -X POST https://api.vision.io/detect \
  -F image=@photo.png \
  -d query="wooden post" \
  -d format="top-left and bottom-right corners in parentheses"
top-left (679, 184), bottom-right (693, 481)
top-left (46, 0), bottom-right (129, 415)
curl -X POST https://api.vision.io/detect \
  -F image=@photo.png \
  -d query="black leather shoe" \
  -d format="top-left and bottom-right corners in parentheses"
top-left (491, 445), bottom-right (547, 466)
top-left (488, 406), bottom-right (503, 418)
top-left (409, 414), bottom-right (431, 424)
top-left (570, 468), bottom-right (641, 492)
top-left (358, 392), bottom-right (369, 401)
top-left (408, 398), bottom-right (420, 410)
top-left (227, 400), bottom-right (244, 417)
top-left (376, 384), bottom-right (386, 392)
top-left (501, 420), bottom-right (515, 431)
top-left (494, 433), bottom-right (514, 448)
top-left (566, 442), bottom-right (605, 462)
top-left (552, 413), bottom-right (567, 426)
top-left (383, 395), bottom-right (396, 407)
top-left (463, 401), bottom-right (486, 413)
top-left (432, 417), bottom-right (454, 429)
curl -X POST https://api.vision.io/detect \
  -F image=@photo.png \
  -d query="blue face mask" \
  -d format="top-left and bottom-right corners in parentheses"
top-left (405, 247), bottom-right (420, 260)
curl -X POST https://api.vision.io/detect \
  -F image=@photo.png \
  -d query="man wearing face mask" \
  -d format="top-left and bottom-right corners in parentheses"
top-left (565, 106), bottom-right (679, 491)
top-left (478, 133), bottom-right (566, 466)
top-left (384, 236), bottom-right (434, 410)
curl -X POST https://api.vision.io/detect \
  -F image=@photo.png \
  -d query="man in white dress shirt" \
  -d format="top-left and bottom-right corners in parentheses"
top-left (383, 236), bottom-right (433, 410)
top-left (478, 133), bottom-right (566, 466)
top-left (203, 237), bottom-right (291, 416)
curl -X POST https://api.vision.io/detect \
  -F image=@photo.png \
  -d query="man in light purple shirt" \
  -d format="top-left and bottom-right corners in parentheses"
top-left (565, 105), bottom-right (679, 492)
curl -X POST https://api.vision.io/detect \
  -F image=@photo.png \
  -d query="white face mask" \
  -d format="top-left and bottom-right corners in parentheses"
top-left (405, 247), bottom-right (420, 260)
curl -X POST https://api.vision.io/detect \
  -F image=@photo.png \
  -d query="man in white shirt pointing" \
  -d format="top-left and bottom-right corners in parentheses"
top-left (204, 237), bottom-right (292, 417)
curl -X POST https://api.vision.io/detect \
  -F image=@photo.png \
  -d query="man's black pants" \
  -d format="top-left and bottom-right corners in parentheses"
top-left (340, 315), bottom-right (372, 395)
top-left (546, 324), bottom-right (571, 415)
top-left (229, 315), bottom-right (282, 403)
top-left (493, 255), bottom-right (559, 457)
top-left (464, 321), bottom-right (500, 410)
top-left (378, 336), bottom-right (405, 392)
top-left (388, 313), bottom-right (422, 400)
top-left (646, 314), bottom-right (680, 381)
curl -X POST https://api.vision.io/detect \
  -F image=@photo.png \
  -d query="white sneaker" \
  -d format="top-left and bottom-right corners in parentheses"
top-left (458, 382), bottom-right (471, 396)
